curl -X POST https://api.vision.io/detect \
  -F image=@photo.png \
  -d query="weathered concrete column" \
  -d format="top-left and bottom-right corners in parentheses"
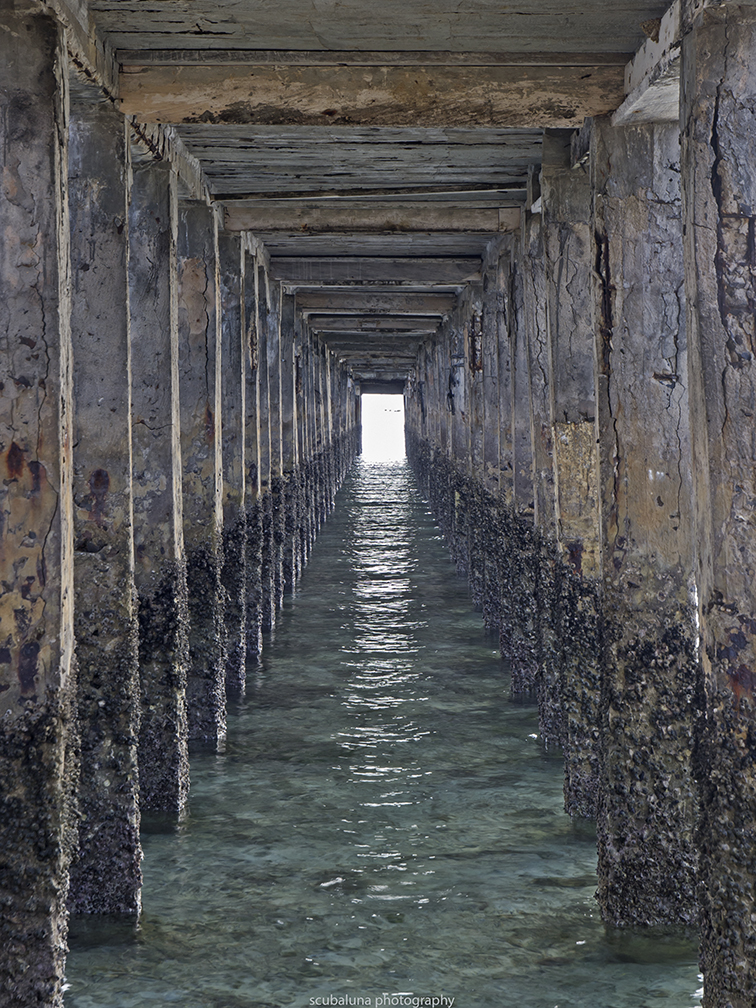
top-left (257, 263), bottom-right (276, 632)
top-left (266, 282), bottom-right (285, 615)
top-left (508, 240), bottom-right (541, 695)
top-left (67, 92), bottom-right (141, 914)
top-left (681, 6), bottom-right (756, 1002)
top-left (218, 232), bottom-right (247, 695)
top-left (541, 137), bottom-right (602, 818)
top-left (592, 117), bottom-right (698, 926)
top-left (129, 159), bottom-right (189, 814)
top-left (243, 245), bottom-right (263, 660)
top-left (0, 8), bottom-right (77, 1003)
top-left (177, 200), bottom-right (226, 747)
top-left (280, 292), bottom-right (299, 593)
top-left (520, 200), bottom-right (561, 747)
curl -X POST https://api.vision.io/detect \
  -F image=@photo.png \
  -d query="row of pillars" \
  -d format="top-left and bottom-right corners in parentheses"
top-left (406, 8), bottom-right (756, 1008)
top-left (0, 10), bottom-right (359, 1006)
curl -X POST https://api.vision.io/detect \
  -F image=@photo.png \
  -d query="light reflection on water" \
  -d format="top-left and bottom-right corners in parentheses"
top-left (65, 459), bottom-right (702, 1008)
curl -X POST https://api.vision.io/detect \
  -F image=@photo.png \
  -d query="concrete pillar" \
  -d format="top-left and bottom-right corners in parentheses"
top-left (480, 263), bottom-right (504, 634)
top-left (280, 292), bottom-right (299, 592)
top-left (218, 232), bottom-right (247, 695)
top-left (257, 264), bottom-right (276, 633)
top-left (177, 200), bottom-right (226, 747)
top-left (508, 246), bottom-right (540, 695)
top-left (541, 139), bottom-right (602, 818)
top-left (496, 245), bottom-right (524, 685)
top-left (681, 7), bottom-right (756, 1002)
top-left (243, 246), bottom-right (263, 660)
top-left (67, 93), bottom-right (141, 914)
top-left (520, 203), bottom-right (562, 748)
top-left (0, 8), bottom-right (76, 1003)
top-left (592, 117), bottom-right (698, 926)
top-left (129, 159), bottom-right (189, 815)
top-left (266, 282), bottom-right (285, 616)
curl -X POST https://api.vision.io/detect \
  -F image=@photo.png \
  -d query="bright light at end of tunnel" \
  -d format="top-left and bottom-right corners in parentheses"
top-left (360, 394), bottom-right (405, 462)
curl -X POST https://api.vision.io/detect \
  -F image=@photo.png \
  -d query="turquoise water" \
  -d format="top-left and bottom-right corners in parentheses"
top-left (65, 459), bottom-right (702, 1008)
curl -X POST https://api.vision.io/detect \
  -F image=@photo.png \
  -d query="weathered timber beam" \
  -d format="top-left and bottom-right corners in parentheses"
top-left (220, 190), bottom-right (527, 204)
top-left (320, 336), bottom-right (423, 348)
top-left (297, 291), bottom-right (455, 314)
top-left (118, 50), bottom-right (631, 67)
top-left (119, 64), bottom-right (625, 128)
top-left (309, 316), bottom-right (439, 332)
top-left (612, 0), bottom-right (681, 125)
top-left (225, 204), bottom-right (520, 233)
top-left (269, 257), bottom-right (481, 284)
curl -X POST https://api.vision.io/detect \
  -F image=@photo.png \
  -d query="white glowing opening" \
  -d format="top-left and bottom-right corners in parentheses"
top-left (360, 394), bottom-right (405, 462)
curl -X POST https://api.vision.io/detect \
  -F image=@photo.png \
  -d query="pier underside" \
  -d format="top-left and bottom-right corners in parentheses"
top-left (2, 2), bottom-right (756, 1006)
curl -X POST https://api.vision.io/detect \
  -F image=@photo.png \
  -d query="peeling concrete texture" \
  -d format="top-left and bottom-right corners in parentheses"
top-left (682, 7), bottom-right (756, 1005)
top-left (0, 9), bottom-right (78, 1008)
top-left (591, 117), bottom-right (698, 927)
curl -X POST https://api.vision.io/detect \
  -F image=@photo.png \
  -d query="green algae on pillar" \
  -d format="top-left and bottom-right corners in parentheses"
top-left (130, 159), bottom-right (190, 813)
top-left (67, 91), bottom-right (142, 915)
top-left (0, 8), bottom-right (77, 1004)
top-left (177, 200), bottom-right (227, 748)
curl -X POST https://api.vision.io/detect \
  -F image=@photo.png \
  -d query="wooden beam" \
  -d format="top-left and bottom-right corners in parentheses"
top-left (309, 316), bottom-right (439, 332)
top-left (119, 64), bottom-right (625, 128)
top-left (225, 204), bottom-right (520, 233)
top-left (297, 291), bottom-right (455, 314)
top-left (269, 256), bottom-right (480, 284)
top-left (118, 50), bottom-right (631, 67)
top-left (220, 189), bottom-right (527, 204)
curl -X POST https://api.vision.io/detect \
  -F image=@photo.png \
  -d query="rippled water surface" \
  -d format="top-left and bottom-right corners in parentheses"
top-left (66, 459), bottom-right (702, 1008)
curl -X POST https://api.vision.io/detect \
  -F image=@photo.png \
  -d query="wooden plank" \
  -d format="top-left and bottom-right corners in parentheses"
top-left (297, 291), bottom-right (455, 314)
top-left (231, 192), bottom-right (524, 208)
top-left (213, 180), bottom-right (530, 197)
top-left (268, 256), bottom-right (481, 284)
top-left (261, 234), bottom-right (494, 256)
top-left (118, 49), bottom-right (631, 66)
top-left (224, 204), bottom-right (520, 233)
top-left (88, 0), bottom-right (672, 54)
top-left (50, 0), bottom-right (119, 96)
top-left (119, 64), bottom-right (626, 128)
top-left (264, 231), bottom-right (493, 256)
top-left (175, 124), bottom-right (544, 146)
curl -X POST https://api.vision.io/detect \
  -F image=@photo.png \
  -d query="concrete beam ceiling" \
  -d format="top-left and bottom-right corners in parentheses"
top-left (77, 0), bottom-right (669, 374)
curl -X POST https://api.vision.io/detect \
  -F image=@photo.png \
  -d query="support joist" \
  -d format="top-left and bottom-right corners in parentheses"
top-left (269, 257), bottom-right (481, 285)
top-left (224, 204), bottom-right (520, 234)
top-left (297, 291), bottom-right (455, 315)
top-left (119, 64), bottom-right (625, 128)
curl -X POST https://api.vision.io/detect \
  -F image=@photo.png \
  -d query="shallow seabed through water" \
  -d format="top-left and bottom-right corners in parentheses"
top-left (65, 459), bottom-right (702, 1008)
